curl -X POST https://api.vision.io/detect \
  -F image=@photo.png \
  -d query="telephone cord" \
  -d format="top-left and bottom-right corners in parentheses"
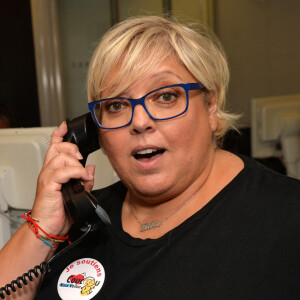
top-left (0, 224), bottom-right (92, 299)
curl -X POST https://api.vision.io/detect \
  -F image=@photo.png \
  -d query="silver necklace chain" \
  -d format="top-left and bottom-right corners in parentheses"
top-left (130, 188), bottom-right (201, 232)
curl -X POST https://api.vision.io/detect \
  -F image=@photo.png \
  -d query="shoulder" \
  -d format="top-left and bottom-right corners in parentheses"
top-left (240, 154), bottom-right (300, 198)
top-left (214, 154), bottom-right (300, 249)
top-left (216, 152), bottom-right (300, 223)
top-left (211, 150), bottom-right (299, 204)
top-left (226, 154), bottom-right (300, 231)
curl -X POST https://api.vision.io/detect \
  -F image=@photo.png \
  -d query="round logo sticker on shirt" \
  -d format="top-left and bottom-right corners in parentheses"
top-left (57, 258), bottom-right (105, 300)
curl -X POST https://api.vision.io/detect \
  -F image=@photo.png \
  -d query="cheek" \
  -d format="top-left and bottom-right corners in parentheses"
top-left (165, 112), bottom-right (212, 160)
top-left (178, 106), bottom-right (213, 143)
top-left (100, 130), bottom-right (127, 167)
top-left (180, 110), bottom-right (214, 158)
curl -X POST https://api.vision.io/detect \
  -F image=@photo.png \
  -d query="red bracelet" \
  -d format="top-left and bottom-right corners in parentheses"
top-left (21, 211), bottom-right (71, 248)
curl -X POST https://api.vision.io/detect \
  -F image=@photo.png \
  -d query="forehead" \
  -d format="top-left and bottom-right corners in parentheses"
top-left (102, 54), bottom-right (194, 98)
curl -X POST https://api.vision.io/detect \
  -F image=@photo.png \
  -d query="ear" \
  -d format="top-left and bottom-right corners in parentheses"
top-left (207, 92), bottom-right (218, 132)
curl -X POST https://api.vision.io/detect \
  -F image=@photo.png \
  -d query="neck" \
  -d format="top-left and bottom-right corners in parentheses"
top-left (122, 162), bottom-right (214, 239)
top-left (127, 148), bottom-right (217, 214)
top-left (129, 184), bottom-right (202, 232)
top-left (121, 150), bottom-right (244, 239)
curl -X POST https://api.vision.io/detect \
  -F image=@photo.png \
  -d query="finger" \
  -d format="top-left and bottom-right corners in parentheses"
top-left (50, 121), bottom-right (68, 145)
top-left (83, 165), bottom-right (95, 192)
top-left (86, 164), bottom-right (95, 177)
top-left (43, 142), bottom-right (83, 166)
top-left (51, 166), bottom-right (94, 185)
top-left (45, 152), bottom-right (84, 171)
top-left (38, 166), bottom-right (94, 193)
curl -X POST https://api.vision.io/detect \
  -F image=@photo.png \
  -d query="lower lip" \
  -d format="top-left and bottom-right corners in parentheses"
top-left (133, 152), bottom-right (165, 170)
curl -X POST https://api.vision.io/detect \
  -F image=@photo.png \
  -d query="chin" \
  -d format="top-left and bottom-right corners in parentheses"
top-left (126, 175), bottom-right (174, 201)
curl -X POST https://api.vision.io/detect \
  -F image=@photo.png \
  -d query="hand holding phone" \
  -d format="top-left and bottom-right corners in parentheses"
top-left (61, 113), bottom-right (111, 231)
top-left (32, 113), bottom-right (110, 239)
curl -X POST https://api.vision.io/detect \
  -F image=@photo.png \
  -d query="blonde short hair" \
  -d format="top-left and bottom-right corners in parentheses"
top-left (87, 15), bottom-right (239, 146)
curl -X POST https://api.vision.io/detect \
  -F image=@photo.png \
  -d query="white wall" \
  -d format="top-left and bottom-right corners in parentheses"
top-left (57, 1), bottom-right (300, 128)
top-left (57, 0), bottom-right (111, 120)
top-left (215, 0), bottom-right (300, 127)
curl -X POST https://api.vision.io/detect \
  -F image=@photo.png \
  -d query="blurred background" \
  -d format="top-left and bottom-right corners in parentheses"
top-left (1, 0), bottom-right (300, 168)
top-left (1, 0), bottom-right (299, 127)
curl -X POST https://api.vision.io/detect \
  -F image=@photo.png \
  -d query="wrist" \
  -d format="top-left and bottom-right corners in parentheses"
top-left (21, 211), bottom-right (71, 248)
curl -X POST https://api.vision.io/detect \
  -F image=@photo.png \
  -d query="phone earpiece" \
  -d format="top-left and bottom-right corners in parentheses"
top-left (61, 113), bottom-right (111, 231)
top-left (63, 113), bottom-right (100, 166)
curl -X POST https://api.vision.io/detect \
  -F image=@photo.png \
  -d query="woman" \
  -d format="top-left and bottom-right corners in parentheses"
top-left (1, 16), bottom-right (299, 299)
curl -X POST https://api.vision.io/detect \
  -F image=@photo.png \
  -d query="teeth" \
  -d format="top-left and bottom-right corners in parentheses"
top-left (136, 149), bottom-right (158, 155)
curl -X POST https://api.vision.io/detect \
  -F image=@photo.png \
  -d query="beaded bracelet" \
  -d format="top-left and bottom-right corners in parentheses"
top-left (21, 211), bottom-right (71, 248)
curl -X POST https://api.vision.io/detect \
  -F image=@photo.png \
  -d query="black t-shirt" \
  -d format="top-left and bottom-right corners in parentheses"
top-left (37, 155), bottom-right (300, 299)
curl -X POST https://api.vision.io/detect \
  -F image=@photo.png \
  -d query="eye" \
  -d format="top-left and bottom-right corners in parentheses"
top-left (104, 100), bottom-right (129, 113)
top-left (159, 92), bottom-right (176, 102)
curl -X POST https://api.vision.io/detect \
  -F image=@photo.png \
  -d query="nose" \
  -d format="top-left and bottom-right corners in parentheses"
top-left (130, 104), bottom-right (155, 134)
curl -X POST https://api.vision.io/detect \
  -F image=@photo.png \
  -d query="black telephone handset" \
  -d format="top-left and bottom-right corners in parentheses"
top-left (61, 113), bottom-right (111, 231)
top-left (0, 113), bottom-right (111, 299)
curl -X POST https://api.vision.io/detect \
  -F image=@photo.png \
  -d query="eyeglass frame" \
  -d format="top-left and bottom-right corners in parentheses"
top-left (88, 82), bottom-right (205, 130)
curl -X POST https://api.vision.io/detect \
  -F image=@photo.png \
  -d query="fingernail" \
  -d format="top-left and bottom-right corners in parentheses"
top-left (60, 121), bottom-right (66, 127)
top-left (76, 151), bottom-right (83, 160)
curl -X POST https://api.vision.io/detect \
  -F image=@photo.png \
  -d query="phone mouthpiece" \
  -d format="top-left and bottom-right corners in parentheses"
top-left (95, 205), bottom-right (111, 225)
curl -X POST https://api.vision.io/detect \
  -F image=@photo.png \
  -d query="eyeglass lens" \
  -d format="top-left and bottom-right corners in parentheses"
top-left (93, 85), bottom-right (187, 128)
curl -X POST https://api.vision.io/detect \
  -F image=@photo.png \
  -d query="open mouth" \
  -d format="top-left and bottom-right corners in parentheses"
top-left (133, 148), bottom-right (165, 160)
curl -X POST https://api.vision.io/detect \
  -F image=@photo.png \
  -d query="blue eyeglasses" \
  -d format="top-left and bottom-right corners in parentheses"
top-left (88, 83), bottom-right (205, 129)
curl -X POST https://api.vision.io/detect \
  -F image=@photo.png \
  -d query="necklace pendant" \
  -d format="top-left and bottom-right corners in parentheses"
top-left (140, 221), bottom-right (162, 232)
